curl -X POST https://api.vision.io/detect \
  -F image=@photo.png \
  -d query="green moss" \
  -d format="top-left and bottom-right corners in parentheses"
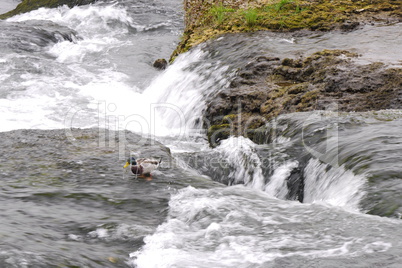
top-left (0, 0), bottom-right (97, 20)
top-left (209, 4), bottom-right (235, 26)
top-left (223, 114), bottom-right (237, 122)
top-left (288, 83), bottom-right (308, 95)
top-left (207, 124), bottom-right (231, 146)
top-left (297, 89), bottom-right (319, 110)
top-left (312, 49), bottom-right (359, 58)
top-left (243, 8), bottom-right (258, 27)
top-left (273, 0), bottom-right (297, 12)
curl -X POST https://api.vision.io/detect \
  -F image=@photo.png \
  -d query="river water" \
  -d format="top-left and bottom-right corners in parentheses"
top-left (1, 1), bottom-right (402, 267)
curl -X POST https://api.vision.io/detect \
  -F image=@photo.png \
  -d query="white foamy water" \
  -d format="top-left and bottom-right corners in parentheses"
top-left (7, 4), bottom-right (135, 34)
top-left (0, 3), bottom-right (231, 140)
top-left (264, 160), bottom-right (299, 199)
top-left (214, 136), bottom-right (265, 189)
top-left (0, 3), bottom-right (187, 135)
top-left (130, 186), bottom-right (401, 268)
top-left (303, 158), bottom-right (367, 211)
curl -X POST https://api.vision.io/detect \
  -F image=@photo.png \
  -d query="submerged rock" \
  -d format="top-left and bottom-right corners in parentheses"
top-left (153, 58), bottom-right (168, 70)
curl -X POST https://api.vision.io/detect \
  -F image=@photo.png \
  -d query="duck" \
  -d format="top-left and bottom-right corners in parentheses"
top-left (123, 156), bottom-right (161, 177)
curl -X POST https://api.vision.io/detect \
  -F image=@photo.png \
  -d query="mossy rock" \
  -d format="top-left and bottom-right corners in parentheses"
top-left (368, 202), bottom-right (401, 218)
top-left (0, 0), bottom-right (98, 20)
top-left (207, 124), bottom-right (232, 147)
top-left (297, 89), bottom-right (320, 110)
top-left (172, 0), bottom-right (401, 60)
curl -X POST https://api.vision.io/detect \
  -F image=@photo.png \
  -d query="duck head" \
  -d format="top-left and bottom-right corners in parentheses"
top-left (123, 156), bottom-right (137, 168)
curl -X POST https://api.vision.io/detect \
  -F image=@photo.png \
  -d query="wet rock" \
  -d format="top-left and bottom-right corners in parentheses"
top-left (153, 58), bottom-right (168, 70)
top-left (204, 49), bottom-right (402, 145)
top-left (340, 21), bottom-right (360, 31)
top-left (172, 0), bottom-right (401, 59)
top-left (286, 166), bottom-right (304, 202)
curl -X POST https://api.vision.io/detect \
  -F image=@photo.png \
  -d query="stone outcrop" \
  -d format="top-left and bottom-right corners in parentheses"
top-left (205, 49), bottom-right (402, 145)
top-left (172, 0), bottom-right (401, 60)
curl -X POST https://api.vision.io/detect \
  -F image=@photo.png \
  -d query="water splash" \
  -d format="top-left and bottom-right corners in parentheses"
top-left (0, 2), bottom-right (183, 133)
top-left (303, 158), bottom-right (366, 211)
top-left (130, 186), bottom-right (400, 268)
top-left (214, 136), bottom-right (265, 189)
top-left (144, 46), bottom-right (231, 137)
top-left (7, 4), bottom-right (134, 36)
top-left (6, 4), bottom-right (136, 64)
top-left (264, 161), bottom-right (299, 199)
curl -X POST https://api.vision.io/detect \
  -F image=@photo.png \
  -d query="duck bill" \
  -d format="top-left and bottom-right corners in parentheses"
top-left (123, 162), bottom-right (130, 168)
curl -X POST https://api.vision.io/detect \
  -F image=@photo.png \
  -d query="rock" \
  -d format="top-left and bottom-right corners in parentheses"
top-left (203, 49), bottom-right (402, 146)
top-left (153, 58), bottom-right (168, 70)
top-left (172, 0), bottom-right (401, 59)
top-left (340, 21), bottom-right (360, 31)
top-left (286, 166), bottom-right (304, 202)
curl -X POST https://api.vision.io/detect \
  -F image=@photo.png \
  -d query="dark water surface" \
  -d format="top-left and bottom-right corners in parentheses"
top-left (0, 128), bottom-right (219, 267)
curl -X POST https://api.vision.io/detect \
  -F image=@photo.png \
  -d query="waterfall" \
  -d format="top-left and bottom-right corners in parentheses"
top-left (303, 158), bottom-right (366, 211)
top-left (209, 114), bottom-right (368, 210)
top-left (214, 136), bottom-right (265, 190)
top-left (264, 161), bottom-right (299, 199)
top-left (143, 46), bottom-right (232, 138)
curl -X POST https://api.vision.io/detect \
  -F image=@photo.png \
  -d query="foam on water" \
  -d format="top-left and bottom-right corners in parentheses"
top-left (7, 4), bottom-right (135, 62)
top-left (7, 4), bottom-right (134, 35)
top-left (130, 186), bottom-right (400, 268)
top-left (0, 3), bottom-right (169, 134)
top-left (0, 57), bottom-right (144, 131)
top-left (0, 250), bottom-right (46, 268)
top-left (1, 3), bottom-right (229, 138)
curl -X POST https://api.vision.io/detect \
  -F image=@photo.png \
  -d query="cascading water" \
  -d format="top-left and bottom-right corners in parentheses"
top-left (1, 1), bottom-right (402, 268)
top-left (213, 136), bottom-right (265, 189)
top-left (303, 158), bottom-right (367, 211)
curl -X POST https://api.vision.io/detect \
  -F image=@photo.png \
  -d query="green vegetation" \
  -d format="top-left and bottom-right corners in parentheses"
top-left (244, 8), bottom-right (258, 27)
top-left (209, 4), bottom-right (234, 26)
top-left (171, 0), bottom-right (401, 60)
top-left (272, 0), bottom-right (295, 11)
top-left (207, 124), bottom-right (231, 146)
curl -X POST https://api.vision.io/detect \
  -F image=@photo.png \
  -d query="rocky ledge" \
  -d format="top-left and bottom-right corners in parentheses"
top-left (173, 0), bottom-right (401, 60)
top-left (175, 0), bottom-right (401, 146)
top-left (205, 49), bottom-right (402, 145)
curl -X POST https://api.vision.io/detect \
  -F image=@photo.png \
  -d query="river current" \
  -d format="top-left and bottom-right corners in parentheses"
top-left (1, 1), bottom-right (402, 267)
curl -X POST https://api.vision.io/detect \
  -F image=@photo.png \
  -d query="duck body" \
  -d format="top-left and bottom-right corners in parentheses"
top-left (124, 157), bottom-right (161, 177)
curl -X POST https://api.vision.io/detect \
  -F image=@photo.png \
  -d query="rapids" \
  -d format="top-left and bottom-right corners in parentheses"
top-left (0, 1), bottom-right (401, 267)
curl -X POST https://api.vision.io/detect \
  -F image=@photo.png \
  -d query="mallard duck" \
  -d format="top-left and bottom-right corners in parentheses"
top-left (123, 156), bottom-right (161, 177)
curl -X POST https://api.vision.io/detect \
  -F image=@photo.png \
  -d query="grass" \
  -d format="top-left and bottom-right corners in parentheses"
top-left (209, 4), bottom-right (234, 26)
top-left (274, 0), bottom-right (294, 11)
top-left (244, 8), bottom-right (258, 27)
top-left (207, 0), bottom-right (309, 31)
